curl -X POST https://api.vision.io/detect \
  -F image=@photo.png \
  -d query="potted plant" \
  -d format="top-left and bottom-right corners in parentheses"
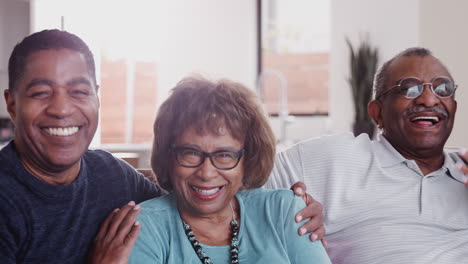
top-left (346, 37), bottom-right (379, 138)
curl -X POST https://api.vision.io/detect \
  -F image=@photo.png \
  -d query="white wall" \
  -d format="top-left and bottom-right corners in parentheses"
top-left (420, 0), bottom-right (468, 147)
top-left (0, 0), bottom-right (29, 118)
top-left (157, 0), bottom-right (257, 104)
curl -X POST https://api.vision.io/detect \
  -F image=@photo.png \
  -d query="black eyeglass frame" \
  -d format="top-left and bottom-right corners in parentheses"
top-left (171, 145), bottom-right (245, 170)
top-left (376, 76), bottom-right (458, 100)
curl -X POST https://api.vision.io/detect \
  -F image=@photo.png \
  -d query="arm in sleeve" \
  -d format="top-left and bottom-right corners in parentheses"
top-left (0, 199), bottom-right (23, 264)
top-left (265, 144), bottom-right (304, 189)
top-left (129, 212), bottom-right (163, 264)
top-left (284, 196), bottom-right (331, 263)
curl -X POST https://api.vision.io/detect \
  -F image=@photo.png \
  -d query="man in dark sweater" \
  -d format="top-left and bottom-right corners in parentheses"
top-left (0, 29), bottom-right (165, 263)
top-left (0, 30), bottom-right (325, 263)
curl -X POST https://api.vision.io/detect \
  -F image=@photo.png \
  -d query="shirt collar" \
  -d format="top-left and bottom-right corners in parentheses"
top-left (373, 135), bottom-right (465, 182)
top-left (373, 134), bottom-right (406, 168)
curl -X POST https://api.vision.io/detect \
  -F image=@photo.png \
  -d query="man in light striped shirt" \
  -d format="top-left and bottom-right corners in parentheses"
top-left (266, 47), bottom-right (468, 263)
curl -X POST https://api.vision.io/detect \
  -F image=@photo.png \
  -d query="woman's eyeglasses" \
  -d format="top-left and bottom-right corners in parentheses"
top-left (171, 146), bottom-right (245, 170)
top-left (377, 76), bottom-right (457, 99)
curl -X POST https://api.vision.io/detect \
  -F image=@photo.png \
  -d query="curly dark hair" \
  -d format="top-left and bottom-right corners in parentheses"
top-left (151, 76), bottom-right (276, 191)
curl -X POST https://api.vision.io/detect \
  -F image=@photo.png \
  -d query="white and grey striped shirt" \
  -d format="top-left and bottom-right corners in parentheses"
top-left (266, 132), bottom-right (468, 264)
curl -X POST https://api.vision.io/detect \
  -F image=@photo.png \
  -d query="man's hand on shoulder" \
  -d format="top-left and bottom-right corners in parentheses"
top-left (290, 181), bottom-right (326, 246)
top-left (88, 201), bottom-right (141, 264)
top-left (456, 149), bottom-right (468, 186)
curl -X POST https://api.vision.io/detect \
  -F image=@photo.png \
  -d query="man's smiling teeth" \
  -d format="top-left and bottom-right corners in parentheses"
top-left (44, 127), bottom-right (79, 136)
top-left (191, 186), bottom-right (221, 195)
top-left (411, 116), bottom-right (439, 122)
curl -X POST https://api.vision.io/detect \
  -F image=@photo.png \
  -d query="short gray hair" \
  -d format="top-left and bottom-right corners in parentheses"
top-left (373, 47), bottom-right (434, 99)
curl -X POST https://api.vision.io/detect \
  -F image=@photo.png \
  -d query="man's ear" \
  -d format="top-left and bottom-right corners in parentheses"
top-left (4, 89), bottom-right (17, 125)
top-left (454, 98), bottom-right (457, 113)
top-left (368, 99), bottom-right (383, 129)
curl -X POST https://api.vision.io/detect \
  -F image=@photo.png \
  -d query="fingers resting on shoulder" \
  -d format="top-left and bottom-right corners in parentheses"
top-left (290, 181), bottom-right (326, 244)
top-left (88, 201), bottom-right (142, 264)
top-left (456, 149), bottom-right (468, 186)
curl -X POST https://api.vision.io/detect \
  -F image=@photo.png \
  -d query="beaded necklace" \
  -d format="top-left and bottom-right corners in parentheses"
top-left (181, 202), bottom-right (240, 264)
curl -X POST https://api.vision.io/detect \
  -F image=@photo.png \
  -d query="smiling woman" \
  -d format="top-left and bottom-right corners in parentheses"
top-left (128, 77), bottom-right (331, 264)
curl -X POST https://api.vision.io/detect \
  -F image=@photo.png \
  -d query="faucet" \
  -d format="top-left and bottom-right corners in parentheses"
top-left (257, 69), bottom-right (295, 145)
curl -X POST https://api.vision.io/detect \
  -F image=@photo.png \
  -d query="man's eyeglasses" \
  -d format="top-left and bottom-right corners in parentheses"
top-left (171, 146), bottom-right (245, 170)
top-left (377, 76), bottom-right (457, 99)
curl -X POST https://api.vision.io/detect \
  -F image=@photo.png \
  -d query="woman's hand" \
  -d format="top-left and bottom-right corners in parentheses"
top-left (87, 201), bottom-right (141, 264)
top-left (290, 181), bottom-right (327, 246)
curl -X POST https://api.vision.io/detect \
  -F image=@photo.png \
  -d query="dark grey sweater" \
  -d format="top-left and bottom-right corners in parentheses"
top-left (0, 141), bottom-right (164, 263)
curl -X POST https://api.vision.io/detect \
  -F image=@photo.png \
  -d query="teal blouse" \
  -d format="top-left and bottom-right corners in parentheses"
top-left (129, 188), bottom-right (331, 263)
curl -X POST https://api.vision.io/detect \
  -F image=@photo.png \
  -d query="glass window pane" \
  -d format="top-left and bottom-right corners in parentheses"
top-left (260, 0), bottom-right (330, 115)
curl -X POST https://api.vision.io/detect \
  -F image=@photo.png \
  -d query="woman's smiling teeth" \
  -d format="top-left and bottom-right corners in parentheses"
top-left (44, 127), bottom-right (79, 136)
top-left (191, 185), bottom-right (222, 196)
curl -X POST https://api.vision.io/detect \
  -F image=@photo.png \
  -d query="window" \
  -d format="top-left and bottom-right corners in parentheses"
top-left (259, 0), bottom-right (330, 115)
top-left (97, 2), bottom-right (160, 144)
